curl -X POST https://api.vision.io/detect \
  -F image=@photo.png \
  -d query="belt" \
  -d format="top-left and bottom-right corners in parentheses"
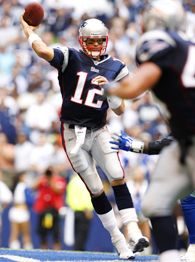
top-left (68, 124), bottom-right (100, 131)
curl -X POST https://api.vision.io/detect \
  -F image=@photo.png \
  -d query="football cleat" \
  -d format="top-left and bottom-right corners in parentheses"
top-left (127, 222), bottom-right (149, 253)
top-left (111, 234), bottom-right (135, 260)
top-left (131, 237), bottom-right (150, 253)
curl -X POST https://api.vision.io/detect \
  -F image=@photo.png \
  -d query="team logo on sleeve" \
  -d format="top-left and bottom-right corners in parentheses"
top-left (136, 31), bottom-right (176, 62)
top-left (138, 40), bottom-right (170, 62)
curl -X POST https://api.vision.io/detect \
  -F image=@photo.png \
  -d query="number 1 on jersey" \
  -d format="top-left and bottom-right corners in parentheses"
top-left (71, 72), bottom-right (87, 104)
top-left (71, 72), bottom-right (104, 108)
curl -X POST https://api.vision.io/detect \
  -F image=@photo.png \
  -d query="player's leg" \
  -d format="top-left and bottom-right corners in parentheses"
top-left (37, 212), bottom-right (48, 249)
top-left (180, 192), bottom-right (195, 262)
top-left (21, 221), bottom-right (33, 249)
top-left (61, 125), bottom-right (134, 259)
top-left (142, 142), bottom-right (193, 262)
top-left (92, 127), bottom-right (149, 253)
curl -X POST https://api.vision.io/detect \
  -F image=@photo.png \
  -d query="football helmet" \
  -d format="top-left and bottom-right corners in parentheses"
top-left (142, 0), bottom-right (185, 32)
top-left (79, 18), bottom-right (108, 59)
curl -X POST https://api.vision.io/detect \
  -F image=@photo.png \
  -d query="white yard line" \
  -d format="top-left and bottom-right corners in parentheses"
top-left (0, 254), bottom-right (41, 262)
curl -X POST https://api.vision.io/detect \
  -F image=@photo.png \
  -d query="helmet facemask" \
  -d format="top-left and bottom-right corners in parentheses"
top-left (79, 36), bottom-right (108, 59)
top-left (79, 18), bottom-right (109, 59)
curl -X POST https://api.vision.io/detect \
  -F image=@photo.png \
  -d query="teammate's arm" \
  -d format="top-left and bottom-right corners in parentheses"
top-left (107, 62), bottom-right (162, 99)
top-left (20, 16), bottom-right (54, 61)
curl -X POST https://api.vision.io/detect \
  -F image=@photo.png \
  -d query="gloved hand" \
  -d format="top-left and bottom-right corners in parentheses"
top-left (110, 131), bottom-right (133, 151)
top-left (110, 131), bottom-right (144, 153)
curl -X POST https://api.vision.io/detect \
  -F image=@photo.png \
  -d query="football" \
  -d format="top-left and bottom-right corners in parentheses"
top-left (23, 2), bottom-right (44, 26)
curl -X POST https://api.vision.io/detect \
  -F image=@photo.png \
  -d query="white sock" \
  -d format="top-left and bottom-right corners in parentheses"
top-left (119, 208), bottom-right (138, 224)
top-left (97, 209), bottom-right (121, 238)
top-left (127, 221), bottom-right (143, 242)
top-left (160, 250), bottom-right (180, 262)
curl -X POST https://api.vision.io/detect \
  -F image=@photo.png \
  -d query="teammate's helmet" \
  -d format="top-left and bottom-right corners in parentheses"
top-left (142, 0), bottom-right (185, 32)
top-left (79, 18), bottom-right (108, 59)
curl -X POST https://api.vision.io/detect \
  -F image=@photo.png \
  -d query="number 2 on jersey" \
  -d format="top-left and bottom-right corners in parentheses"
top-left (71, 72), bottom-right (104, 108)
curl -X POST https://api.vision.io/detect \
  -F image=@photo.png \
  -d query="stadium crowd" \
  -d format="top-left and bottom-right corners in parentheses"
top-left (0, 0), bottom-right (195, 255)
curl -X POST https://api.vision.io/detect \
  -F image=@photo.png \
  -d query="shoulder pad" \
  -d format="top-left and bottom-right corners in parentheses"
top-left (136, 30), bottom-right (176, 63)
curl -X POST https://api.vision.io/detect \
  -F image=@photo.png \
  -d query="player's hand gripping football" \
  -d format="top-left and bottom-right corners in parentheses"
top-left (20, 15), bottom-right (38, 38)
top-left (110, 131), bottom-right (145, 153)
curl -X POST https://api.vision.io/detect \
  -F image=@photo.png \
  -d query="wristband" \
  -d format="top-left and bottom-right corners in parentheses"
top-left (28, 32), bottom-right (41, 48)
top-left (108, 95), bottom-right (122, 109)
top-left (131, 140), bottom-right (144, 153)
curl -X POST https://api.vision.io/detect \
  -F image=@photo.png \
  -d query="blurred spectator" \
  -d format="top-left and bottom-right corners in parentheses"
top-left (0, 170), bottom-right (13, 245)
top-left (28, 131), bottom-right (55, 174)
top-left (0, 132), bottom-right (15, 178)
top-left (0, 170), bottom-right (13, 208)
top-left (0, 88), bottom-right (17, 144)
top-left (8, 171), bottom-right (33, 249)
top-left (14, 131), bottom-right (33, 172)
top-left (32, 167), bottom-right (66, 250)
top-left (66, 173), bottom-right (93, 251)
top-left (24, 91), bottom-right (58, 132)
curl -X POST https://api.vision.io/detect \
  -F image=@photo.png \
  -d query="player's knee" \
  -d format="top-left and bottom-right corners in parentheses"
top-left (69, 155), bottom-right (88, 173)
top-left (105, 164), bottom-right (123, 182)
top-left (90, 184), bottom-right (104, 196)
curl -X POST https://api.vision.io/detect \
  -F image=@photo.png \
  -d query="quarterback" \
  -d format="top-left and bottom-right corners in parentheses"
top-left (20, 16), bottom-right (149, 258)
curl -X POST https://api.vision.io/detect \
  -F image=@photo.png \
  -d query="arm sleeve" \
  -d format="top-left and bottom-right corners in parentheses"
top-left (49, 48), bottom-right (65, 70)
top-left (145, 135), bottom-right (174, 155)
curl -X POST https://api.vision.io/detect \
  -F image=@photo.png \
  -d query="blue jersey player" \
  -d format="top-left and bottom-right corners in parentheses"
top-left (104, 0), bottom-right (195, 261)
top-left (20, 16), bottom-right (149, 258)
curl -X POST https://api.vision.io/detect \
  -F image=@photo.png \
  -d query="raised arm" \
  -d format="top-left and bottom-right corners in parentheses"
top-left (20, 15), bottom-right (54, 61)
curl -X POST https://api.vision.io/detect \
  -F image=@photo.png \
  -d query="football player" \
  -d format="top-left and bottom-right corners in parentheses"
top-left (99, 0), bottom-right (195, 261)
top-left (111, 131), bottom-right (195, 262)
top-left (20, 17), bottom-right (149, 258)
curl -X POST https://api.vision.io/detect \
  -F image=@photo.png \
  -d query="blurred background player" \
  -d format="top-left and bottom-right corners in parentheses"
top-left (111, 131), bottom-right (195, 262)
top-left (8, 170), bottom-right (32, 249)
top-left (20, 16), bottom-right (149, 259)
top-left (66, 173), bottom-right (94, 251)
top-left (0, 170), bottom-right (12, 245)
top-left (33, 168), bottom-right (66, 250)
top-left (103, 0), bottom-right (195, 261)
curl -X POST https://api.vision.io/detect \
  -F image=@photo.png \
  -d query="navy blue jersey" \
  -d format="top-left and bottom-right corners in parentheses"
top-left (136, 30), bottom-right (195, 139)
top-left (49, 48), bottom-right (127, 129)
